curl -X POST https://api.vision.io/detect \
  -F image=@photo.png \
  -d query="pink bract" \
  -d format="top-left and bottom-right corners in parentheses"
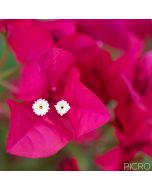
top-left (7, 47), bottom-right (110, 158)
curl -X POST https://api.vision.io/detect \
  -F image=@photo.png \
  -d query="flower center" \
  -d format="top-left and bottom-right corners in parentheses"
top-left (54, 100), bottom-right (71, 116)
top-left (32, 98), bottom-right (50, 116)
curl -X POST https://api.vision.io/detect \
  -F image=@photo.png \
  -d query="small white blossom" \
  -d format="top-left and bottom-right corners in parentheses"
top-left (32, 99), bottom-right (50, 116)
top-left (54, 100), bottom-right (70, 116)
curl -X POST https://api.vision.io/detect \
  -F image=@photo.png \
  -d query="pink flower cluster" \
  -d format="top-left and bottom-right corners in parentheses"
top-left (1, 19), bottom-right (152, 170)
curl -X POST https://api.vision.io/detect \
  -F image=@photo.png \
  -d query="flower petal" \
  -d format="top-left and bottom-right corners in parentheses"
top-left (45, 48), bottom-right (75, 90)
top-left (7, 23), bottom-right (53, 64)
top-left (63, 69), bottom-right (110, 138)
top-left (16, 62), bottom-right (48, 101)
top-left (57, 33), bottom-right (96, 54)
top-left (95, 147), bottom-right (122, 171)
top-left (7, 100), bottom-right (71, 158)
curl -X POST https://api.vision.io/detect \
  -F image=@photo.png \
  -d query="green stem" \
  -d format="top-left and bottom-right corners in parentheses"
top-left (0, 67), bottom-right (18, 79)
top-left (0, 43), bottom-right (9, 68)
top-left (0, 79), bottom-right (18, 93)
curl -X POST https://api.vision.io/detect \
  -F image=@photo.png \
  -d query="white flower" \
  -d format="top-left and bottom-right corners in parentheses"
top-left (54, 100), bottom-right (71, 116)
top-left (32, 99), bottom-right (50, 116)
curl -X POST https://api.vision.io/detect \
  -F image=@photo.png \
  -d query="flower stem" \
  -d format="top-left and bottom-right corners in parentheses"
top-left (0, 79), bottom-right (18, 93)
top-left (0, 43), bottom-right (9, 68)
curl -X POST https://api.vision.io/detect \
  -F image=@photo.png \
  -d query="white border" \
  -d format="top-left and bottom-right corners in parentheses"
top-left (0, 171), bottom-right (151, 190)
top-left (0, 0), bottom-right (152, 18)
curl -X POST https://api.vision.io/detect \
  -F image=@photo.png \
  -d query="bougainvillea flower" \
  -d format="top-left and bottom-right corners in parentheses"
top-left (116, 78), bottom-right (152, 161)
top-left (57, 31), bottom-right (143, 103)
top-left (58, 157), bottom-right (80, 171)
top-left (106, 35), bottom-right (143, 101)
top-left (57, 33), bottom-right (96, 54)
top-left (114, 75), bottom-right (152, 144)
top-left (75, 19), bottom-right (144, 51)
top-left (95, 146), bottom-right (136, 171)
top-left (57, 33), bottom-right (112, 103)
top-left (6, 21), bottom-right (53, 65)
top-left (95, 147), bottom-right (121, 171)
top-left (95, 74), bottom-right (152, 170)
top-left (7, 48), bottom-right (110, 158)
top-left (35, 19), bottom-right (76, 42)
top-left (126, 19), bottom-right (152, 39)
top-left (132, 51), bottom-right (152, 110)
top-left (115, 98), bottom-right (150, 147)
top-left (77, 46), bottom-right (113, 104)
top-left (4, 19), bottom-right (34, 30)
top-left (112, 52), bottom-right (152, 160)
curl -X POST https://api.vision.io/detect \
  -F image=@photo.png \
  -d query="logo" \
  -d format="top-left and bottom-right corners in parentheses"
top-left (124, 162), bottom-right (152, 171)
